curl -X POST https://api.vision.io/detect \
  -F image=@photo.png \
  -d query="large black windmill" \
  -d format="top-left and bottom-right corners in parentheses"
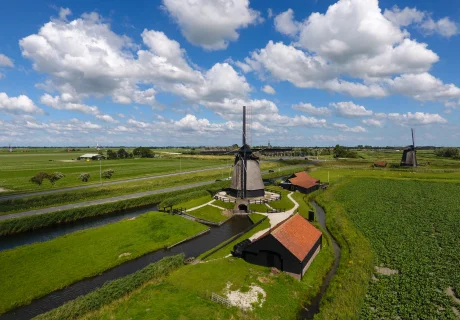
top-left (229, 106), bottom-right (265, 198)
top-left (400, 128), bottom-right (417, 167)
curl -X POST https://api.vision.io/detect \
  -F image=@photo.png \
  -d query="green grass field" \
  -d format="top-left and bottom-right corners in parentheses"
top-left (265, 186), bottom-right (295, 211)
top-left (188, 205), bottom-right (228, 222)
top-left (83, 236), bottom-right (334, 320)
top-left (0, 212), bottom-right (207, 314)
top-left (330, 178), bottom-right (460, 319)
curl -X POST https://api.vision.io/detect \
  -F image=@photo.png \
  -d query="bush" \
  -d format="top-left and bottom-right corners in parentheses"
top-left (29, 172), bottom-right (50, 187)
top-left (48, 172), bottom-right (65, 185)
top-left (34, 255), bottom-right (184, 320)
top-left (79, 173), bottom-right (91, 182)
top-left (102, 169), bottom-right (115, 179)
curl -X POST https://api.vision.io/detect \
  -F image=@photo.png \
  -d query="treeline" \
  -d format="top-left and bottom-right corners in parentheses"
top-left (105, 147), bottom-right (155, 159)
top-left (435, 147), bottom-right (460, 159)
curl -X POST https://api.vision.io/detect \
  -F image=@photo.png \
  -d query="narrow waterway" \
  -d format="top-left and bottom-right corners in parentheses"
top-left (0, 204), bottom-right (158, 251)
top-left (299, 201), bottom-right (341, 320)
top-left (0, 215), bottom-right (252, 320)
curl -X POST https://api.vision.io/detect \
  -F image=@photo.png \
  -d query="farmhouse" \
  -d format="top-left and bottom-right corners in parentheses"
top-left (77, 153), bottom-right (105, 160)
top-left (280, 171), bottom-right (320, 194)
top-left (233, 214), bottom-right (322, 280)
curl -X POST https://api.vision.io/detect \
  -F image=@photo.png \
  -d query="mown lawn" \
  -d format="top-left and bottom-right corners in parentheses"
top-left (265, 187), bottom-right (295, 211)
top-left (173, 195), bottom-right (212, 210)
top-left (249, 203), bottom-right (269, 212)
top-left (188, 205), bottom-right (227, 222)
top-left (212, 199), bottom-right (235, 209)
top-left (84, 243), bottom-right (334, 320)
top-left (0, 212), bottom-right (207, 314)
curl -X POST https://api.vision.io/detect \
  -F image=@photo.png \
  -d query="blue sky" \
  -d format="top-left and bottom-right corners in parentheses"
top-left (0, 0), bottom-right (459, 147)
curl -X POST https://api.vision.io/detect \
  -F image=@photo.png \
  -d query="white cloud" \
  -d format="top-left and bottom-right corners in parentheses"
top-left (313, 134), bottom-right (348, 142)
top-left (267, 8), bottom-right (274, 19)
top-left (59, 8), bottom-right (72, 20)
top-left (96, 114), bottom-right (119, 123)
top-left (0, 92), bottom-right (43, 114)
top-left (362, 118), bottom-right (384, 128)
top-left (161, 0), bottom-right (261, 50)
top-left (383, 6), bottom-right (425, 27)
top-left (331, 101), bottom-right (373, 117)
top-left (274, 9), bottom-right (300, 36)
top-left (0, 54), bottom-right (14, 67)
top-left (261, 85), bottom-right (275, 94)
top-left (421, 17), bottom-right (459, 38)
top-left (332, 123), bottom-right (367, 133)
top-left (388, 73), bottom-right (460, 106)
top-left (292, 103), bottom-right (331, 117)
top-left (40, 94), bottom-right (99, 114)
top-left (381, 112), bottom-right (447, 126)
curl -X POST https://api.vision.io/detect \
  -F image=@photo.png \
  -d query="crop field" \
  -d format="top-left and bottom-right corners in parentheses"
top-left (0, 211), bottom-right (207, 314)
top-left (330, 178), bottom-right (460, 319)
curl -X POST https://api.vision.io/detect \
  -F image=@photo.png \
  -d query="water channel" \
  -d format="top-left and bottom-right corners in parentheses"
top-left (298, 201), bottom-right (341, 319)
top-left (0, 210), bottom-right (252, 320)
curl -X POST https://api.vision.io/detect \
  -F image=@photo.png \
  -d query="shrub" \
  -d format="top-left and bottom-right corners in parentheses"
top-left (79, 173), bottom-right (91, 182)
top-left (102, 169), bottom-right (115, 179)
top-left (29, 172), bottom-right (50, 187)
top-left (48, 172), bottom-right (65, 185)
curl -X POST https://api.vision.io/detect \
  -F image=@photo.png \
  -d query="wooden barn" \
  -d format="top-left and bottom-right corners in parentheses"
top-left (233, 214), bottom-right (322, 280)
top-left (280, 171), bottom-right (320, 194)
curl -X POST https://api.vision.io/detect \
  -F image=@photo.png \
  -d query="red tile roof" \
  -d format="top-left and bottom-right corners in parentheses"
top-left (271, 214), bottom-right (322, 261)
top-left (288, 171), bottom-right (319, 189)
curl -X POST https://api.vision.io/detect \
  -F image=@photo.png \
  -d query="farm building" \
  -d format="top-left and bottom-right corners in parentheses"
top-left (77, 153), bottom-right (105, 160)
top-left (233, 214), bottom-right (322, 280)
top-left (280, 171), bottom-right (320, 194)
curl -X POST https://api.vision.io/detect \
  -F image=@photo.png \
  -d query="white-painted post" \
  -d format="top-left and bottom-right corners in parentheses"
top-left (328, 171), bottom-right (330, 183)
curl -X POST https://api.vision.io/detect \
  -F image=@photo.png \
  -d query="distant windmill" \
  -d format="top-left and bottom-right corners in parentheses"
top-left (8, 144), bottom-right (13, 152)
top-left (400, 128), bottom-right (417, 167)
top-left (229, 106), bottom-right (265, 199)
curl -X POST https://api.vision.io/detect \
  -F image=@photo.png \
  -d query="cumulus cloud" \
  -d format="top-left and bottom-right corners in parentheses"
top-left (384, 6), bottom-right (425, 27)
top-left (421, 17), bottom-right (459, 38)
top-left (362, 118), bottom-right (385, 128)
top-left (261, 85), bottom-right (275, 94)
top-left (332, 123), bottom-right (367, 133)
top-left (0, 93), bottom-right (43, 114)
top-left (331, 101), bottom-right (373, 117)
top-left (0, 54), bottom-right (14, 67)
top-left (379, 112), bottom-right (447, 126)
top-left (292, 103), bottom-right (331, 117)
top-left (40, 94), bottom-right (99, 114)
top-left (59, 8), bottom-right (72, 20)
top-left (96, 114), bottom-right (119, 123)
top-left (161, 0), bottom-right (261, 50)
top-left (274, 9), bottom-right (300, 36)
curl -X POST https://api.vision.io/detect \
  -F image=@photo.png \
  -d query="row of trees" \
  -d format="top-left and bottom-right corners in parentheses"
top-left (30, 170), bottom-right (115, 187)
top-left (105, 148), bottom-right (155, 159)
top-left (333, 145), bottom-right (359, 158)
top-left (435, 148), bottom-right (460, 159)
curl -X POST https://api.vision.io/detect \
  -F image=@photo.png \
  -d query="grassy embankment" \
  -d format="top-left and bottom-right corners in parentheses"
top-left (0, 183), bottom-right (226, 235)
top-left (327, 178), bottom-right (460, 319)
top-left (35, 255), bottom-right (185, 320)
top-left (67, 218), bottom-right (334, 320)
top-left (0, 212), bottom-right (207, 314)
top-left (265, 186), bottom-right (296, 211)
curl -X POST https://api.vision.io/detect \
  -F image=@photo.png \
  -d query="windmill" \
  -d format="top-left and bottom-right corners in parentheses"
top-left (400, 128), bottom-right (417, 167)
top-left (229, 106), bottom-right (265, 199)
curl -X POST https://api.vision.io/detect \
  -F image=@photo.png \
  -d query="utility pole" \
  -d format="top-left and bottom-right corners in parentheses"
top-left (180, 156), bottom-right (182, 173)
top-left (100, 158), bottom-right (102, 186)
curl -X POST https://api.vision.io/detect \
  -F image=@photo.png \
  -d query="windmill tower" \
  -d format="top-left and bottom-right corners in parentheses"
top-left (400, 128), bottom-right (417, 167)
top-left (229, 106), bottom-right (265, 199)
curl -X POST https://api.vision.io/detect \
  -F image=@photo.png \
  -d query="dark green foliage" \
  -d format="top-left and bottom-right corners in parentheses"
top-left (132, 147), bottom-right (154, 158)
top-left (116, 148), bottom-right (130, 159)
top-left (102, 169), bottom-right (114, 179)
top-left (106, 149), bottom-right (116, 159)
top-left (79, 173), bottom-right (90, 182)
top-left (34, 255), bottom-right (184, 320)
top-left (48, 172), bottom-right (65, 185)
top-left (333, 144), bottom-right (358, 158)
top-left (435, 147), bottom-right (460, 159)
top-left (29, 172), bottom-right (50, 187)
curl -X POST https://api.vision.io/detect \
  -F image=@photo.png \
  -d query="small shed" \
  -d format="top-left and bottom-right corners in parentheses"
top-left (77, 153), bottom-right (105, 160)
top-left (280, 171), bottom-right (320, 194)
top-left (235, 214), bottom-right (322, 279)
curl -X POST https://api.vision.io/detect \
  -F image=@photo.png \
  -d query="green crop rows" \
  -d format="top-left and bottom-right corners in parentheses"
top-left (332, 178), bottom-right (460, 319)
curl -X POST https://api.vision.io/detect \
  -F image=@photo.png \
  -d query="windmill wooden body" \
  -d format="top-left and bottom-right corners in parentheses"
top-left (400, 128), bottom-right (417, 167)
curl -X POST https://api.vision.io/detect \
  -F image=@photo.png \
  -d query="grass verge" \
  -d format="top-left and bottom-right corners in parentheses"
top-left (188, 205), bottom-right (227, 222)
top-left (313, 180), bottom-right (374, 319)
top-left (0, 212), bottom-right (207, 314)
top-left (34, 255), bottom-right (184, 320)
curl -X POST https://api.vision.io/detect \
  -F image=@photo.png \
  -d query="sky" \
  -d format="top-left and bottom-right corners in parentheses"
top-left (0, 0), bottom-right (460, 147)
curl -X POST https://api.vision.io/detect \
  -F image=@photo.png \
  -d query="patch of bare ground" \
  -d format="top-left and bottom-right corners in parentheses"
top-left (257, 276), bottom-right (273, 284)
top-left (224, 282), bottom-right (266, 311)
top-left (118, 252), bottom-right (131, 258)
top-left (375, 266), bottom-right (399, 275)
top-left (127, 217), bottom-right (137, 221)
top-left (0, 187), bottom-right (10, 193)
top-left (446, 287), bottom-right (460, 304)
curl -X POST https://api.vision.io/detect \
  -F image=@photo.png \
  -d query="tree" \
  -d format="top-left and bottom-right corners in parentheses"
top-left (117, 148), bottom-right (129, 159)
top-left (333, 144), bottom-right (358, 158)
top-left (102, 169), bottom-right (115, 179)
top-left (133, 147), bottom-right (154, 158)
top-left (48, 172), bottom-right (65, 185)
top-left (79, 173), bottom-right (91, 182)
top-left (29, 172), bottom-right (50, 187)
top-left (106, 149), bottom-right (117, 160)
